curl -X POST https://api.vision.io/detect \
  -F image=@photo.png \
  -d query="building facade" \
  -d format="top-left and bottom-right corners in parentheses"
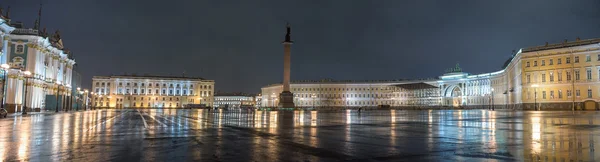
top-left (0, 10), bottom-right (77, 113)
top-left (261, 38), bottom-right (600, 110)
top-left (91, 75), bottom-right (214, 108)
top-left (213, 94), bottom-right (255, 108)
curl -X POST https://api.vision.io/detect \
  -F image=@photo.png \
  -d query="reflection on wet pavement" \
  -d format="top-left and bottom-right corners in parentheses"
top-left (0, 109), bottom-right (599, 161)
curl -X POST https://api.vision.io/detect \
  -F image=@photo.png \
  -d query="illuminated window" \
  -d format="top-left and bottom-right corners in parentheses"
top-left (16, 45), bottom-right (24, 54)
top-left (542, 91), bottom-right (546, 99)
top-left (541, 74), bottom-right (546, 82)
top-left (558, 72), bottom-right (562, 81)
top-left (586, 55), bottom-right (591, 62)
top-left (558, 90), bottom-right (563, 99)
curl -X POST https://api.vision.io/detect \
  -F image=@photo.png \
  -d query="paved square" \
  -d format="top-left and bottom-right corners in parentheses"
top-left (0, 109), bottom-right (597, 161)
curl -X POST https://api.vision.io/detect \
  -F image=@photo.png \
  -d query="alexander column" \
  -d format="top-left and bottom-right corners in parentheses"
top-left (278, 23), bottom-right (295, 108)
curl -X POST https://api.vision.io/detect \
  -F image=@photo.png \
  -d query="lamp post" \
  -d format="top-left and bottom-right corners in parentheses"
top-left (22, 71), bottom-right (31, 115)
top-left (0, 64), bottom-right (9, 110)
top-left (55, 82), bottom-right (61, 112)
top-left (84, 89), bottom-right (89, 110)
top-left (77, 89), bottom-right (83, 111)
top-left (77, 87), bottom-right (81, 111)
top-left (532, 84), bottom-right (539, 111)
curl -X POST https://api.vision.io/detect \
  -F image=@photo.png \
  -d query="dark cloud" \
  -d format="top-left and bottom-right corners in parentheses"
top-left (4, 0), bottom-right (600, 93)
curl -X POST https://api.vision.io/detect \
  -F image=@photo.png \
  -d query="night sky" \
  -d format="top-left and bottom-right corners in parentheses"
top-left (3, 0), bottom-right (600, 93)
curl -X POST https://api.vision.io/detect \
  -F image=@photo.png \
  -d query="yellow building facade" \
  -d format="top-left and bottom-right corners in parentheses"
top-left (521, 39), bottom-right (600, 110)
top-left (91, 75), bottom-right (214, 108)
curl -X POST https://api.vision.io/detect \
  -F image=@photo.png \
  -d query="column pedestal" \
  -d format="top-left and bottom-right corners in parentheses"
top-left (278, 91), bottom-right (295, 108)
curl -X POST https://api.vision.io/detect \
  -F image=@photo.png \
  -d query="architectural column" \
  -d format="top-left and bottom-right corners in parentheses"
top-left (1, 35), bottom-right (7, 64)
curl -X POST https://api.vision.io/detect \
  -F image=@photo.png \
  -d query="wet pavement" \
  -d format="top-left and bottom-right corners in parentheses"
top-left (0, 109), bottom-right (598, 161)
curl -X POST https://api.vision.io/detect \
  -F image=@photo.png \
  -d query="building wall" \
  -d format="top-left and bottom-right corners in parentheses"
top-left (260, 39), bottom-right (600, 110)
top-left (214, 96), bottom-right (254, 108)
top-left (92, 76), bottom-right (214, 108)
top-left (0, 19), bottom-right (76, 112)
top-left (261, 81), bottom-right (439, 108)
top-left (520, 43), bottom-right (600, 110)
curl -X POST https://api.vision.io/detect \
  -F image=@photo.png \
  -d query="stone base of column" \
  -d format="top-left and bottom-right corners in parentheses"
top-left (278, 91), bottom-right (295, 108)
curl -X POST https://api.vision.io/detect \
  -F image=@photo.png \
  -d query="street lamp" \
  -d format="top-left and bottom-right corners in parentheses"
top-left (532, 84), bottom-right (539, 111)
top-left (0, 64), bottom-right (9, 110)
top-left (22, 71), bottom-right (31, 115)
top-left (84, 89), bottom-right (89, 110)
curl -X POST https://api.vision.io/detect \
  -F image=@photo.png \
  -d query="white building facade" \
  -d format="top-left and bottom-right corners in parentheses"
top-left (213, 95), bottom-right (255, 108)
top-left (0, 14), bottom-right (76, 113)
top-left (91, 75), bottom-right (214, 108)
top-left (262, 38), bottom-right (600, 110)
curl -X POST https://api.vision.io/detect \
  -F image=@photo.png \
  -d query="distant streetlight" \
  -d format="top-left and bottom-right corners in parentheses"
top-left (22, 71), bottom-right (31, 115)
top-left (532, 84), bottom-right (539, 111)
